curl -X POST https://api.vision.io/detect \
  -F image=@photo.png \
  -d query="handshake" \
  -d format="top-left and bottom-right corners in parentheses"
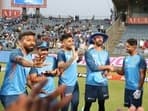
top-left (105, 65), bottom-right (124, 75)
top-left (106, 65), bottom-right (115, 72)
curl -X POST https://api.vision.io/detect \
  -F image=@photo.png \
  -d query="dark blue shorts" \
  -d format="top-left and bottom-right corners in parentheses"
top-left (64, 85), bottom-right (75, 96)
top-left (124, 88), bottom-right (143, 108)
top-left (0, 95), bottom-right (20, 108)
top-left (85, 85), bottom-right (109, 102)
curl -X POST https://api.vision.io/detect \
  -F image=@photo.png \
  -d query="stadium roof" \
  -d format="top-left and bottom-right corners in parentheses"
top-left (112, 0), bottom-right (128, 11)
top-left (113, 0), bottom-right (148, 11)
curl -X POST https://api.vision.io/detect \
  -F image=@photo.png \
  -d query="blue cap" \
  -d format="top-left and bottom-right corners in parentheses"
top-left (37, 41), bottom-right (49, 49)
top-left (89, 32), bottom-right (109, 44)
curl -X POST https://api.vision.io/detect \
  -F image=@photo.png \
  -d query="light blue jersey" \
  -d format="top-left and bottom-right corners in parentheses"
top-left (57, 50), bottom-right (78, 86)
top-left (0, 49), bottom-right (32, 95)
top-left (123, 54), bottom-right (147, 90)
top-left (31, 56), bottom-right (57, 97)
top-left (85, 48), bottom-right (110, 86)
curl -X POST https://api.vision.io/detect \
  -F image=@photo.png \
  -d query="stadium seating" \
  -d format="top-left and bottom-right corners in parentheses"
top-left (120, 25), bottom-right (148, 42)
top-left (113, 25), bottom-right (148, 55)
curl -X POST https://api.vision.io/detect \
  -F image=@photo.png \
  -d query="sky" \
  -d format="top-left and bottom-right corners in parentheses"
top-left (3, 0), bottom-right (113, 19)
top-left (38, 0), bottom-right (113, 19)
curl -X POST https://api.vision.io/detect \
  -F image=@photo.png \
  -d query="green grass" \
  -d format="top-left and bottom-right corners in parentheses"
top-left (0, 69), bottom-right (148, 111)
top-left (77, 79), bottom-right (148, 111)
top-left (0, 71), bottom-right (4, 111)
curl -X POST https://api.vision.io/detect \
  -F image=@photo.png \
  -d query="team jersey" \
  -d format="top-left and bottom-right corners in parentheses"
top-left (123, 54), bottom-right (147, 90)
top-left (85, 48), bottom-right (110, 86)
top-left (30, 55), bottom-right (57, 97)
top-left (0, 49), bottom-right (32, 95)
top-left (57, 50), bottom-right (78, 86)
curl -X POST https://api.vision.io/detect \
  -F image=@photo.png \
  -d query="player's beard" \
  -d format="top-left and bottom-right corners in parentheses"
top-left (95, 41), bottom-right (103, 47)
top-left (65, 46), bottom-right (72, 50)
top-left (25, 47), bottom-right (34, 53)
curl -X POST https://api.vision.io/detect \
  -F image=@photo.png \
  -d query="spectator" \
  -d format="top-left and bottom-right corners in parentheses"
top-left (143, 40), bottom-right (148, 49)
top-left (0, 42), bottom-right (3, 50)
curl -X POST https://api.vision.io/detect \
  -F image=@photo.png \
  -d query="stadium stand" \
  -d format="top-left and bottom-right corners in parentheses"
top-left (111, 0), bottom-right (148, 56)
top-left (120, 25), bottom-right (148, 42)
top-left (113, 25), bottom-right (148, 55)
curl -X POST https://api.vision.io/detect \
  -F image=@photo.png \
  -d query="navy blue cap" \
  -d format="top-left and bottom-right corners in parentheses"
top-left (89, 32), bottom-right (109, 44)
top-left (37, 41), bottom-right (49, 49)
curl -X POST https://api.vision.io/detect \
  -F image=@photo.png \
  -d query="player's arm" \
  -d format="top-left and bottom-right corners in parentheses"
top-left (27, 68), bottom-right (47, 95)
top-left (27, 76), bottom-right (34, 89)
top-left (28, 68), bottom-right (46, 84)
top-left (29, 73), bottom-right (46, 83)
top-left (15, 56), bottom-right (34, 67)
top-left (103, 55), bottom-right (111, 76)
top-left (114, 67), bottom-right (124, 75)
top-left (138, 57), bottom-right (147, 89)
top-left (10, 53), bottom-right (46, 67)
top-left (43, 68), bottom-right (61, 77)
top-left (42, 57), bottom-right (61, 77)
top-left (10, 52), bottom-right (34, 67)
top-left (113, 58), bottom-right (125, 75)
top-left (57, 50), bottom-right (76, 71)
top-left (85, 50), bottom-right (112, 72)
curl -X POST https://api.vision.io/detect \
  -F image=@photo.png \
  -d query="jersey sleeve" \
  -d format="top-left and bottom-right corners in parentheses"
top-left (57, 50), bottom-right (66, 63)
top-left (52, 57), bottom-right (58, 69)
top-left (9, 50), bottom-right (23, 63)
top-left (85, 50), bottom-right (99, 72)
top-left (106, 53), bottom-right (110, 65)
top-left (139, 56), bottom-right (147, 70)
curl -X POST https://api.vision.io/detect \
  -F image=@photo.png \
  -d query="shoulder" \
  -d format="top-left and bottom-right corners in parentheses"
top-left (137, 54), bottom-right (145, 59)
top-left (11, 48), bottom-right (21, 54)
top-left (85, 48), bottom-right (94, 54)
top-left (132, 54), bottom-right (145, 62)
top-left (10, 49), bottom-right (23, 57)
top-left (47, 55), bottom-right (57, 60)
top-left (57, 49), bottom-right (65, 55)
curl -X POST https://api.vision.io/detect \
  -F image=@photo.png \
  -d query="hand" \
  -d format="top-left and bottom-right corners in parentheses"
top-left (40, 89), bottom-right (48, 95)
top-left (43, 69), bottom-right (61, 77)
top-left (5, 80), bottom-right (71, 111)
top-left (110, 66), bottom-right (115, 72)
top-left (32, 55), bottom-right (50, 68)
top-left (54, 69), bottom-right (62, 76)
top-left (133, 89), bottom-right (141, 99)
top-left (103, 71), bottom-right (108, 77)
top-left (106, 65), bottom-right (114, 72)
top-left (77, 51), bottom-right (83, 63)
top-left (72, 46), bottom-right (78, 60)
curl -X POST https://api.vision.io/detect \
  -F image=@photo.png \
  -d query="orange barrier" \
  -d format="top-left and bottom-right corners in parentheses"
top-left (107, 73), bottom-right (125, 80)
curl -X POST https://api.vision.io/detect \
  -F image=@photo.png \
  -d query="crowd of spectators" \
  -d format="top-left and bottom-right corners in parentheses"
top-left (139, 39), bottom-right (148, 55)
top-left (0, 15), bottom-right (110, 51)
